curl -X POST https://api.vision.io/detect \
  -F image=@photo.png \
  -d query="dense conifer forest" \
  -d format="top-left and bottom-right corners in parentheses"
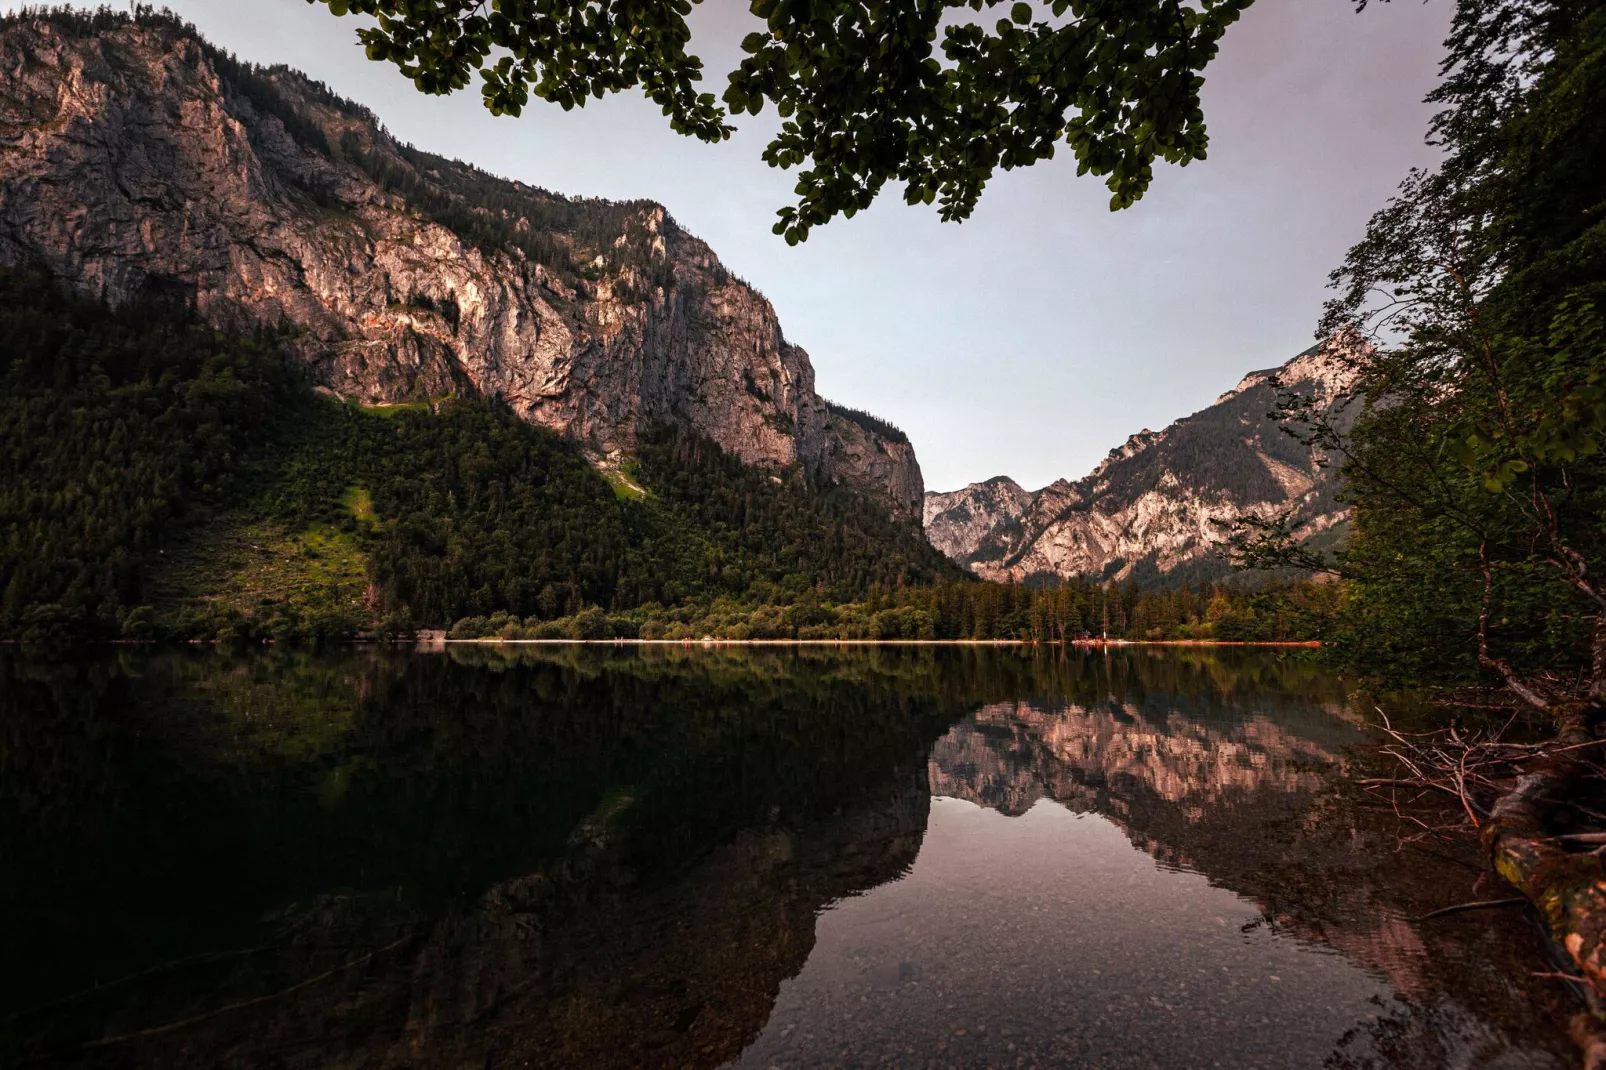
top-left (0, 268), bottom-right (294, 639)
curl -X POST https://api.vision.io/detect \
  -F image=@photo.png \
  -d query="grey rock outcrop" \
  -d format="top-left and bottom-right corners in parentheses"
top-left (924, 340), bottom-right (1361, 583)
top-left (0, 12), bottom-right (923, 519)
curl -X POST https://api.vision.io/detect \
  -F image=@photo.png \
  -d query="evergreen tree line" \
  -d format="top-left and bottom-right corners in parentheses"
top-left (823, 400), bottom-right (909, 446)
top-left (447, 575), bottom-right (1340, 643)
top-left (250, 404), bottom-right (961, 638)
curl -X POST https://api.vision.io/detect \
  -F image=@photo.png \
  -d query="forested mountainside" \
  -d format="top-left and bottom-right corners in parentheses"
top-left (0, 8), bottom-right (921, 519)
top-left (0, 266), bottom-right (958, 641)
top-left (0, 259), bottom-right (1335, 644)
top-left (924, 341), bottom-right (1359, 586)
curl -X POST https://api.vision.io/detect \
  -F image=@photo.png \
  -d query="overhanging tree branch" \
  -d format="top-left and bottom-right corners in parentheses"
top-left (307, 0), bottom-right (1254, 241)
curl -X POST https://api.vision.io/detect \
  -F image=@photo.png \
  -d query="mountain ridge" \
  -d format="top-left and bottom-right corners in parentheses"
top-left (923, 339), bottom-right (1360, 585)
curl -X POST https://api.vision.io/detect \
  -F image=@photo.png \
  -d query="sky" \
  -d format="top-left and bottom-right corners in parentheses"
top-left (29, 0), bottom-right (1451, 492)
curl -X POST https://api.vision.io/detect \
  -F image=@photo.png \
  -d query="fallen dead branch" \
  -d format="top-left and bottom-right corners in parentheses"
top-left (1480, 708), bottom-right (1606, 995)
top-left (1364, 703), bottom-right (1606, 1062)
top-left (1415, 896), bottom-right (1528, 921)
top-left (75, 934), bottom-right (412, 1051)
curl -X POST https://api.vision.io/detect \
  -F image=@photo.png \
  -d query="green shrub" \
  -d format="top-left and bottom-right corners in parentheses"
top-left (568, 607), bottom-right (611, 640)
top-left (530, 620), bottom-right (567, 640)
top-left (746, 606), bottom-right (791, 639)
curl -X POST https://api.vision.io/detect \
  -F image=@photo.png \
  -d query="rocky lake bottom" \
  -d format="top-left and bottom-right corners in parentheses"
top-left (0, 645), bottom-right (1583, 1067)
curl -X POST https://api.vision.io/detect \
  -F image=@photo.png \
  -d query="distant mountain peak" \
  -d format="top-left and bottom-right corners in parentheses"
top-left (1213, 336), bottom-right (1359, 407)
top-left (924, 337), bottom-right (1361, 585)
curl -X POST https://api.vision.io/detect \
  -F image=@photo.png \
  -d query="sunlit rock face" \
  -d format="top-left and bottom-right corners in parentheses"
top-left (0, 14), bottom-right (922, 519)
top-left (923, 340), bottom-right (1362, 582)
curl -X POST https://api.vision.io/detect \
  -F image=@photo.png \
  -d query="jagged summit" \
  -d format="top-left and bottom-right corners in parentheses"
top-left (0, 8), bottom-right (923, 518)
top-left (924, 339), bottom-right (1360, 584)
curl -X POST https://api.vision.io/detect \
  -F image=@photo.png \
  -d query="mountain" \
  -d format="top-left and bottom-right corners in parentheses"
top-left (0, 10), bottom-right (963, 642)
top-left (0, 9), bottom-right (920, 519)
top-left (923, 341), bottom-right (1359, 585)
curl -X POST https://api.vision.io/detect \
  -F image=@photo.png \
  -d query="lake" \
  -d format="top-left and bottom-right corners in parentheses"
top-left (0, 645), bottom-right (1579, 1067)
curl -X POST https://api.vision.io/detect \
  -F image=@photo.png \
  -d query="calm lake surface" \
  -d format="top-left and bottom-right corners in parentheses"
top-left (0, 646), bottom-right (1580, 1067)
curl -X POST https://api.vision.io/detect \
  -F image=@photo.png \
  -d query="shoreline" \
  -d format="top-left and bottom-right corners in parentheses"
top-left (431, 638), bottom-right (1323, 648)
top-left (2, 638), bottom-right (1325, 648)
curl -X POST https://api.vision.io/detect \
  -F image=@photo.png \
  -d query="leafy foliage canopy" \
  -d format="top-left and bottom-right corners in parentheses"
top-left (1227, 0), bottom-right (1606, 703)
top-left (309, 0), bottom-right (1251, 241)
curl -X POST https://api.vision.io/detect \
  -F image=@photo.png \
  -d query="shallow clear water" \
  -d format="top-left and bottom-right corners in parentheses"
top-left (0, 646), bottom-right (1579, 1067)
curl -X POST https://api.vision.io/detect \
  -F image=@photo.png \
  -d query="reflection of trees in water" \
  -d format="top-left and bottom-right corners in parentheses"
top-left (2, 647), bottom-right (955, 1067)
top-left (0, 647), bottom-right (1573, 1068)
top-left (927, 698), bottom-right (1576, 1068)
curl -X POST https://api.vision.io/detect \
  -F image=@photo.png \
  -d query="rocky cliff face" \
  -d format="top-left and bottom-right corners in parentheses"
top-left (924, 340), bottom-right (1360, 583)
top-left (0, 11), bottom-right (922, 519)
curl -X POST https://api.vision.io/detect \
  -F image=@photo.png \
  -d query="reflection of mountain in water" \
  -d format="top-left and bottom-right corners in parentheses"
top-left (1, 647), bottom-right (1576, 1069)
top-left (926, 699), bottom-right (1574, 1068)
top-left (2, 647), bottom-right (953, 1069)
top-left (930, 699), bottom-right (1346, 818)
top-left (156, 769), bottom-right (933, 1070)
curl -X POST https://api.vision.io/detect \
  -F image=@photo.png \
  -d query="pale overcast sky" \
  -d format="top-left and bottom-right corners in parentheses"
top-left (25, 0), bottom-right (1450, 491)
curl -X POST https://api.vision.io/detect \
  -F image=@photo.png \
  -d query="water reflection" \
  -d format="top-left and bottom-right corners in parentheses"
top-left (0, 647), bottom-right (1576, 1067)
top-left (738, 798), bottom-right (1389, 1069)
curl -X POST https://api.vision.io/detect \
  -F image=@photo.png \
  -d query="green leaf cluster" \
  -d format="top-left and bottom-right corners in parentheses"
top-left (306, 0), bottom-right (1251, 241)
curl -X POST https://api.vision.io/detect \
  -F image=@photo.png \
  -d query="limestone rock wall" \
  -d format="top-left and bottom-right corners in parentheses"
top-left (0, 14), bottom-right (923, 519)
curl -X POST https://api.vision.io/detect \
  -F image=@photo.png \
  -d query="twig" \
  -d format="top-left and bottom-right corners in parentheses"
top-left (1415, 897), bottom-right (1527, 921)
top-left (10, 945), bottom-right (270, 1019)
top-left (78, 935), bottom-right (411, 1049)
top-left (1455, 745), bottom-right (1482, 829)
top-left (1358, 777), bottom-right (1459, 793)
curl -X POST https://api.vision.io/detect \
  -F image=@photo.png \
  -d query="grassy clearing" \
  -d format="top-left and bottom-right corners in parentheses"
top-left (147, 515), bottom-right (371, 627)
top-left (342, 485), bottom-right (375, 522)
top-left (355, 393), bottom-right (454, 419)
top-left (356, 400), bottom-right (430, 418)
top-left (600, 465), bottom-right (649, 501)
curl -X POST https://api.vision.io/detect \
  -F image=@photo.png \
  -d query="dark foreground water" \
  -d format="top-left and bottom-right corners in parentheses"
top-left (0, 645), bottom-right (1580, 1068)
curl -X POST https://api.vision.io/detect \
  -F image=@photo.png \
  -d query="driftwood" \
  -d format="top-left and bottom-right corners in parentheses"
top-left (1365, 703), bottom-right (1606, 1067)
top-left (1481, 709), bottom-right (1606, 1008)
